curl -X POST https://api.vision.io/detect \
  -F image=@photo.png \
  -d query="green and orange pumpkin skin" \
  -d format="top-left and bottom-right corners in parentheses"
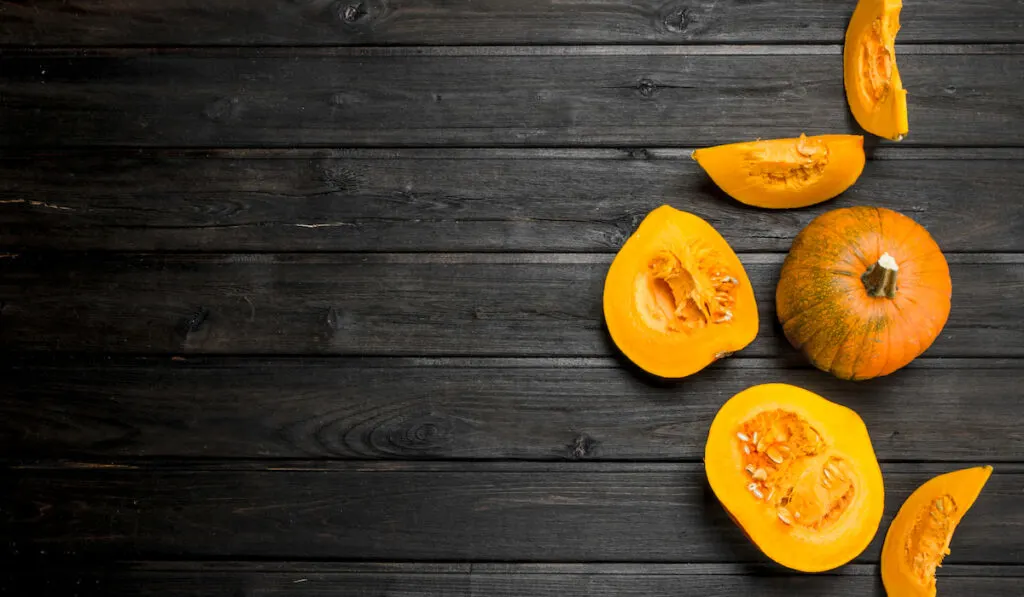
top-left (776, 206), bottom-right (951, 380)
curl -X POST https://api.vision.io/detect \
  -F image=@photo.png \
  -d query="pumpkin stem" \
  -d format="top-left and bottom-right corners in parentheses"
top-left (862, 252), bottom-right (899, 299)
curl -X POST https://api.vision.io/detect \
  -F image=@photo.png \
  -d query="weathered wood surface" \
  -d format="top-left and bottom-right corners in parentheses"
top-left (2, 253), bottom-right (1020, 357)
top-left (5, 463), bottom-right (1022, 563)
top-left (3, 0), bottom-right (1023, 46)
top-left (3, 149), bottom-right (1023, 253)
top-left (3, 357), bottom-right (1022, 461)
top-left (2, 49), bottom-right (1023, 148)
top-left (9, 563), bottom-right (1024, 597)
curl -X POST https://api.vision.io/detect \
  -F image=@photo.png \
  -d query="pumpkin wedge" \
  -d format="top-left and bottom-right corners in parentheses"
top-left (881, 466), bottom-right (993, 597)
top-left (692, 134), bottom-right (865, 209)
top-left (845, 0), bottom-right (908, 140)
top-left (705, 383), bottom-right (884, 572)
top-left (776, 206), bottom-right (951, 380)
top-left (603, 205), bottom-right (758, 378)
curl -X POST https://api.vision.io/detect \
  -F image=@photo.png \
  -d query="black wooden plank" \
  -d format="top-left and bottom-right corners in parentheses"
top-left (7, 563), bottom-right (1024, 597)
top-left (4, 463), bottom-right (1021, 563)
top-left (2, 0), bottom-right (1022, 46)
top-left (1, 253), bottom-right (1020, 357)
top-left (3, 148), bottom-right (1023, 252)
top-left (2, 49), bottom-right (1022, 148)
top-left (3, 357), bottom-right (1022, 462)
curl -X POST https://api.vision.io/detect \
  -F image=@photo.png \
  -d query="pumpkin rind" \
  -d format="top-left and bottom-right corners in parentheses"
top-left (776, 206), bottom-right (951, 380)
top-left (603, 205), bottom-right (758, 378)
top-left (692, 134), bottom-right (865, 209)
top-left (844, 0), bottom-right (908, 140)
top-left (705, 383), bottom-right (885, 572)
top-left (881, 466), bottom-right (993, 597)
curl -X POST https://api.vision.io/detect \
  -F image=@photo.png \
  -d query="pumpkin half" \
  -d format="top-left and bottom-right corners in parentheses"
top-left (881, 466), bottom-right (993, 597)
top-left (844, 0), bottom-right (908, 140)
top-left (692, 134), bottom-right (865, 209)
top-left (776, 206), bottom-right (951, 380)
top-left (603, 205), bottom-right (757, 378)
top-left (705, 383), bottom-right (884, 572)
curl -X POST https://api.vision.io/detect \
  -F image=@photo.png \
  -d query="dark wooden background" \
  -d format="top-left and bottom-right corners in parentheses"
top-left (2, 1), bottom-right (1023, 595)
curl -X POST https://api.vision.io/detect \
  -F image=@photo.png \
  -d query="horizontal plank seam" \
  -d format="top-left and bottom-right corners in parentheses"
top-left (5, 356), bottom-right (1019, 368)
top-left (5, 147), bottom-right (1024, 160)
top-left (2, 252), bottom-right (1023, 262)
top-left (1, 43), bottom-right (1023, 56)
top-left (5, 555), bottom-right (1024, 571)
top-left (12, 560), bottom-right (1024, 576)
top-left (7, 459), bottom-right (1022, 471)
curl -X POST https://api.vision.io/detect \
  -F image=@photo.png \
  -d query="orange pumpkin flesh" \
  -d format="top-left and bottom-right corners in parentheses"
top-left (603, 205), bottom-right (758, 378)
top-left (692, 134), bottom-right (866, 209)
top-left (776, 206), bottom-right (951, 380)
top-left (881, 466), bottom-right (993, 597)
top-left (845, 0), bottom-right (908, 141)
top-left (705, 383), bottom-right (884, 572)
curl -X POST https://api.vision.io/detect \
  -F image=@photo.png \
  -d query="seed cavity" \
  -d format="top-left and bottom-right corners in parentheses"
top-left (736, 410), bottom-right (857, 532)
top-left (860, 16), bottom-right (895, 107)
top-left (906, 494), bottom-right (959, 590)
top-left (746, 134), bottom-right (829, 190)
top-left (635, 243), bottom-right (739, 334)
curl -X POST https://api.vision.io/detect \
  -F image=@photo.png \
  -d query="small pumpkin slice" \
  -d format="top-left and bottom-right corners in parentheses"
top-left (603, 205), bottom-right (757, 378)
top-left (705, 383), bottom-right (884, 572)
top-left (844, 0), bottom-right (908, 140)
top-left (693, 134), bottom-right (865, 209)
top-left (881, 466), bottom-right (993, 597)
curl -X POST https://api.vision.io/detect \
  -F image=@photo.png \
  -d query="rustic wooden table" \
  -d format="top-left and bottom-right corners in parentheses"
top-left (2, 1), bottom-right (1024, 595)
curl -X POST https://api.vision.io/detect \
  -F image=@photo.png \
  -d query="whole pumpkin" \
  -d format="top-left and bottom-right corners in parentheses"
top-left (776, 206), bottom-right (951, 380)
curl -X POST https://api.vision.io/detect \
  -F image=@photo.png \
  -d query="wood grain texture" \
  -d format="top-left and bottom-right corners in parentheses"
top-left (3, 149), bottom-right (1024, 252)
top-left (2, 0), bottom-right (1023, 45)
top-left (7, 563), bottom-right (1024, 597)
top-left (2, 50), bottom-right (1022, 148)
top-left (3, 357), bottom-right (1023, 461)
top-left (4, 463), bottom-right (1022, 563)
top-left (1, 254), bottom-right (1021, 357)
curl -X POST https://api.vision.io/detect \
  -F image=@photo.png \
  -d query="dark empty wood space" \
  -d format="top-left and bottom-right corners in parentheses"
top-left (2, 0), bottom-right (1023, 595)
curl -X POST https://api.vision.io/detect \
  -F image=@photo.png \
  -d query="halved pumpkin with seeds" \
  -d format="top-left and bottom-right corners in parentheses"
top-left (603, 205), bottom-right (758, 378)
top-left (705, 383), bottom-right (884, 572)
top-left (881, 466), bottom-right (993, 597)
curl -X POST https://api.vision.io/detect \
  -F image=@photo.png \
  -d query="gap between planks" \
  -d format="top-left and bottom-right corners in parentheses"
top-left (3, 252), bottom-right (1014, 264)
top-left (9, 461), bottom-right (1024, 474)
top-left (24, 561), bottom-right (1024, 577)
top-left (4, 355), bottom-right (1023, 370)
top-left (3, 147), bottom-right (1024, 160)
top-left (2, 44), bottom-right (1023, 57)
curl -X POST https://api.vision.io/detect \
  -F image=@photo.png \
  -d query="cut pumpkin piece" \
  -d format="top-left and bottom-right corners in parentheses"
top-left (603, 205), bottom-right (757, 378)
top-left (881, 466), bottom-right (993, 597)
top-left (692, 134), bottom-right (865, 209)
top-left (845, 0), bottom-right (908, 140)
top-left (705, 383), bottom-right (884, 572)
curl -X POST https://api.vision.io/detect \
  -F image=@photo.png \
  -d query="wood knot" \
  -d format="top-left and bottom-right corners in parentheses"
top-left (340, 1), bottom-right (369, 23)
top-left (662, 7), bottom-right (690, 33)
top-left (569, 434), bottom-right (598, 459)
top-left (636, 78), bottom-right (658, 98)
top-left (627, 148), bottom-right (652, 160)
top-left (179, 307), bottom-right (210, 335)
top-left (203, 96), bottom-right (242, 123)
top-left (326, 306), bottom-right (343, 330)
top-left (385, 416), bottom-right (454, 454)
